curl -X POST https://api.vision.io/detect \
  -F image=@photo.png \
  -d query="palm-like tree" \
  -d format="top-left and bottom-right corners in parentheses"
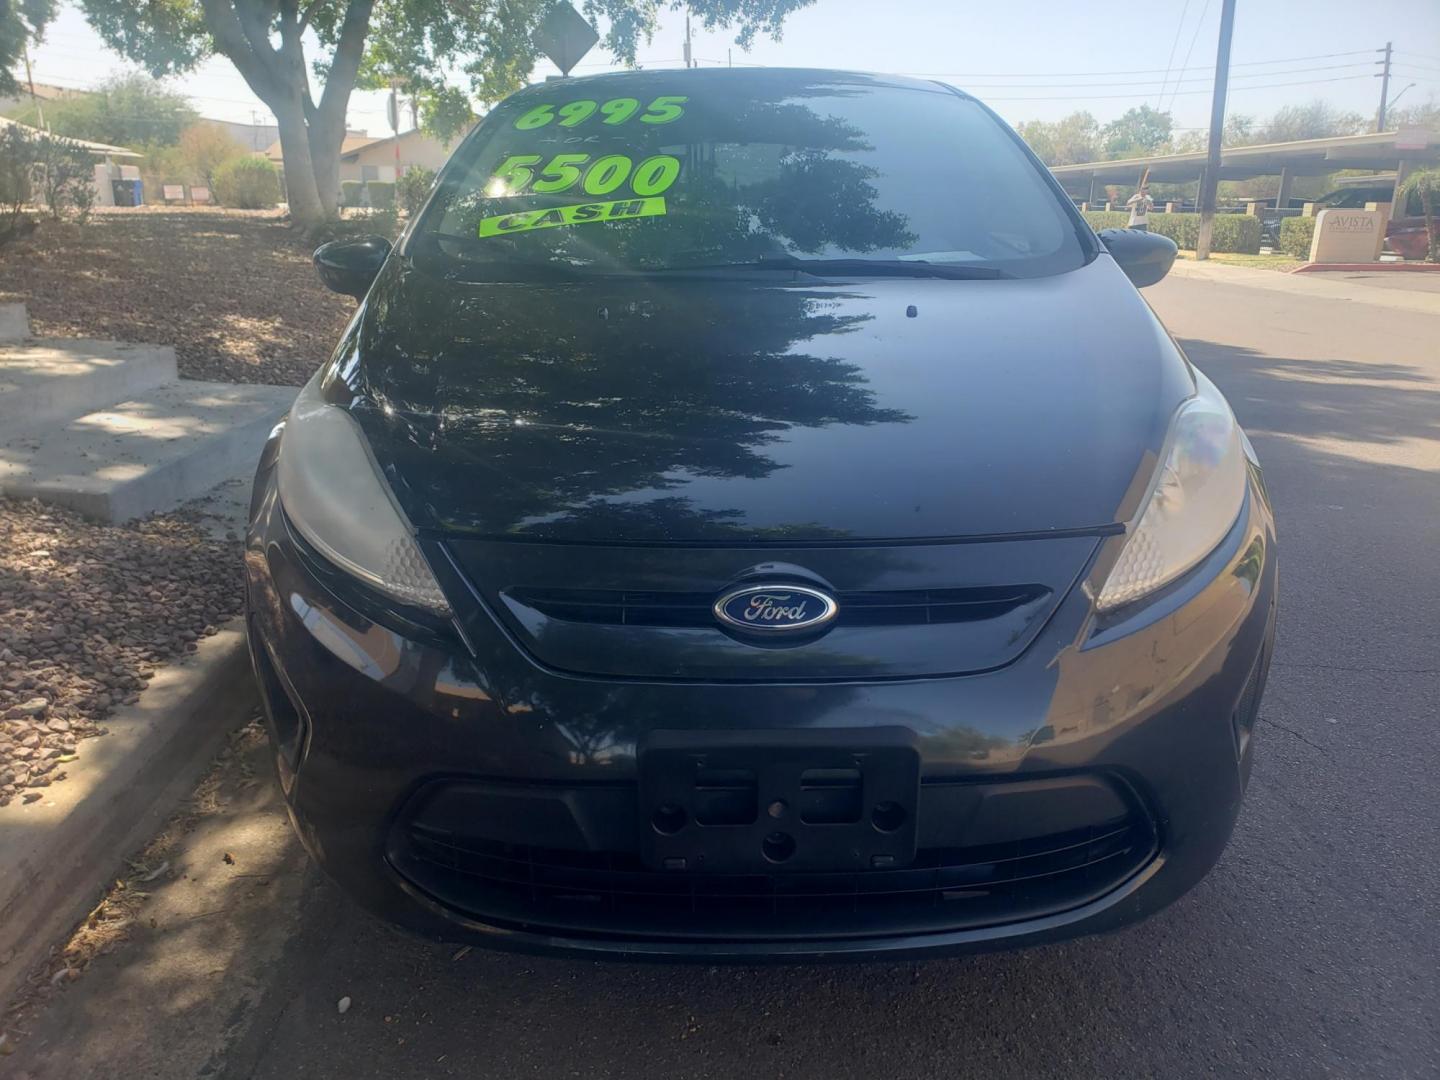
top-left (1398, 167), bottom-right (1440, 263)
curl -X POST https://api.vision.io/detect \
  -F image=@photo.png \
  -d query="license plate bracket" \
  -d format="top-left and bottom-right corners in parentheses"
top-left (638, 728), bottom-right (920, 873)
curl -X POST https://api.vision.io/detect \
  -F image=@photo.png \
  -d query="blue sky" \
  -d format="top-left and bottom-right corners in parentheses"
top-left (24, 0), bottom-right (1440, 138)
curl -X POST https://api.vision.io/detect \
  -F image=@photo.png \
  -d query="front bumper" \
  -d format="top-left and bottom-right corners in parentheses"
top-left (245, 459), bottom-right (1277, 961)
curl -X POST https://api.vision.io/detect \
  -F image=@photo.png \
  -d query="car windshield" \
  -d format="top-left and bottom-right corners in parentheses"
top-left (412, 70), bottom-right (1089, 280)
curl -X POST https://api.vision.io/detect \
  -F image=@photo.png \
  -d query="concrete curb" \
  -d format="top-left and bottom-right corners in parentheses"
top-left (1166, 258), bottom-right (1440, 316)
top-left (0, 617), bottom-right (256, 1007)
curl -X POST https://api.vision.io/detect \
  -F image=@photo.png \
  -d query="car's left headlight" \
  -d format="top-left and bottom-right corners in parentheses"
top-left (277, 373), bottom-right (452, 617)
top-left (1095, 371), bottom-right (1249, 612)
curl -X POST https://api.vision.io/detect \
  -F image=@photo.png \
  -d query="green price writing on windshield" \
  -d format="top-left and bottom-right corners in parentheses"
top-left (513, 96), bottom-right (687, 130)
top-left (489, 153), bottom-right (681, 198)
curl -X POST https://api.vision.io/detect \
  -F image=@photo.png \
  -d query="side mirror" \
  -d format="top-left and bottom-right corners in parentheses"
top-left (1097, 228), bottom-right (1177, 288)
top-left (313, 235), bottom-right (392, 298)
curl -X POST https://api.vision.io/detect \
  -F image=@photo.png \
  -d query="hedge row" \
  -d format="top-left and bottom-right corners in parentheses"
top-left (1080, 211), bottom-right (1263, 254)
top-left (1278, 216), bottom-right (1316, 259)
top-left (366, 180), bottom-right (395, 209)
top-left (338, 179), bottom-right (398, 208)
top-left (212, 157), bottom-right (280, 209)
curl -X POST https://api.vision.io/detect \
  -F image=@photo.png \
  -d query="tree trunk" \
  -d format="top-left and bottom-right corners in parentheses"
top-left (306, 116), bottom-right (345, 220)
top-left (1422, 189), bottom-right (1437, 264)
top-left (272, 96), bottom-right (327, 229)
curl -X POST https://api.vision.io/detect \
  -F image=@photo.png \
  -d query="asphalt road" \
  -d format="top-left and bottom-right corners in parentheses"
top-left (8, 271), bottom-right (1439, 1080)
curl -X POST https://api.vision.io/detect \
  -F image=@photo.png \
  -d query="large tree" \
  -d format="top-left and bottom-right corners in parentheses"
top-left (77, 0), bottom-right (816, 229)
top-left (1015, 111), bottom-right (1100, 167)
top-left (0, 0), bottom-right (55, 96)
top-left (1100, 104), bottom-right (1172, 159)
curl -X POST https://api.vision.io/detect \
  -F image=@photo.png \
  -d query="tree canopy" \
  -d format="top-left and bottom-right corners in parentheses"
top-left (8, 72), bottom-right (197, 147)
top-left (1100, 105), bottom-right (1173, 159)
top-left (0, 0), bottom-right (55, 96)
top-left (76, 0), bottom-right (818, 228)
top-left (1015, 111), bottom-right (1100, 167)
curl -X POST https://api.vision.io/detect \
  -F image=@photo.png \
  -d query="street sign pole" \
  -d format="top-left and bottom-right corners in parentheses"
top-left (1195, 0), bottom-right (1237, 261)
top-left (533, 1), bottom-right (600, 77)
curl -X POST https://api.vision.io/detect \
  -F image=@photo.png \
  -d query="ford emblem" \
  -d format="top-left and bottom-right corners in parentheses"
top-left (713, 583), bottom-right (839, 634)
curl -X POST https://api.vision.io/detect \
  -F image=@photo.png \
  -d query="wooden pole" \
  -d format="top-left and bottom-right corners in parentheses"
top-left (1195, 0), bottom-right (1237, 261)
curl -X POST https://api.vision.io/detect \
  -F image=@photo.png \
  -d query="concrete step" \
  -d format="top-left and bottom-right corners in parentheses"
top-left (0, 338), bottom-right (179, 434)
top-left (0, 381), bottom-right (295, 522)
top-left (0, 302), bottom-right (29, 341)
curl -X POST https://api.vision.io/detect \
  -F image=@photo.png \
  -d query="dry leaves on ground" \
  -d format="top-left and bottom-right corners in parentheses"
top-left (0, 208), bottom-right (354, 387)
top-left (0, 497), bottom-right (245, 808)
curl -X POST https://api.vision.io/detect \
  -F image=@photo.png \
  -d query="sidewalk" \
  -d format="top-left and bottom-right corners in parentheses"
top-left (1167, 258), bottom-right (1440, 317)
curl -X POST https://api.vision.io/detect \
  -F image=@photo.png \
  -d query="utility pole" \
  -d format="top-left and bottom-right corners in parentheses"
top-left (21, 44), bottom-right (44, 130)
top-left (684, 11), bottom-right (694, 68)
top-left (1375, 41), bottom-right (1393, 132)
top-left (1195, 0), bottom-right (1236, 261)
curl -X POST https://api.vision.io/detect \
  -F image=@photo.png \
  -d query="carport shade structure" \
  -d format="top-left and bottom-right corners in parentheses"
top-left (0, 115), bottom-right (141, 161)
top-left (1051, 129), bottom-right (1440, 209)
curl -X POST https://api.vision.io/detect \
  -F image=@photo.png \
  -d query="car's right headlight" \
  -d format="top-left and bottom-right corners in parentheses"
top-left (1094, 371), bottom-right (1249, 612)
top-left (277, 373), bottom-right (452, 617)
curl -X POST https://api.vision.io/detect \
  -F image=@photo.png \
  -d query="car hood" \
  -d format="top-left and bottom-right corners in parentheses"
top-left (343, 255), bottom-right (1194, 542)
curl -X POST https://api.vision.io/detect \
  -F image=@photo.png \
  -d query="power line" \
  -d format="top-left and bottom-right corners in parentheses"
top-left (933, 62), bottom-right (1375, 91)
top-left (1155, 0), bottom-right (1193, 110)
top-left (1164, 0), bottom-right (1214, 114)
top-left (884, 49), bottom-right (1374, 80)
top-left (1390, 62), bottom-right (1440, 76)
top-left (981, 73), bottom-right (1375, 103)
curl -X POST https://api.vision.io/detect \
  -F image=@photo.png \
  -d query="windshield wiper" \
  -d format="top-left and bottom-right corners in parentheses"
top-left (663, 256), bottom-right (1011, 280)
top-left (754, 256), bottom-right (1013, 279)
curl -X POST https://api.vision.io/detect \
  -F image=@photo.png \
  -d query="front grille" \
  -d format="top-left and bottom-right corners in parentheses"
top-left (505, 585), bottom-right (1049, 629)
top-left (389, 814), bottom-right (1156, 942)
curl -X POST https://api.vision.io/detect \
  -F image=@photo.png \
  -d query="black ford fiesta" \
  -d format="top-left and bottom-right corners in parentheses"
top-left (245, 68), bottom-right (1276, 960)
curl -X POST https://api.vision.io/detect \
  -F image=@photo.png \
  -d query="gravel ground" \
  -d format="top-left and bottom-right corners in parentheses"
top-left (0, 497), bottom-right (244, 809)
top-left (0, 208), bottom-right (353, 387)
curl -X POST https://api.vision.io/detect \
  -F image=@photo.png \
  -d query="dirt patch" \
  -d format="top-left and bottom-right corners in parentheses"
top-left (0, 208), bottom-right (354, 386)
top-left (0, 497), bottom-right (244, 809)
top-left (0, 715), bottom-right (276, 1062)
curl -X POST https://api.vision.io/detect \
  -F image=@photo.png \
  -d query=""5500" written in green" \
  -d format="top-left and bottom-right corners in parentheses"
top-left (488, 153), bottom-right (681, 198)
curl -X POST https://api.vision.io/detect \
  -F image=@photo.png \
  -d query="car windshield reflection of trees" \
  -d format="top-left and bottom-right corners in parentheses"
top-left (435, 86), bottom-right (916, 272)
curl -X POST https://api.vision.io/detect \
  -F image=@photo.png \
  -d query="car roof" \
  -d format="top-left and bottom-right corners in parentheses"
top-left (513, 66), bottom-right (963, 100)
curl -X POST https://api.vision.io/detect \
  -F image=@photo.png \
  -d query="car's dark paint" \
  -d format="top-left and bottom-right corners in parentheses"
top-left (245, 442), bottom-right (1276, 958)
top-left (313, 234), bottom-right (392, 298)
top-left (337, 254), bottom-right (1190, 542)
top-left (1097, 228), bottom-right (1179, 288)
top-left (251, 67), bottom-right (1276, 959)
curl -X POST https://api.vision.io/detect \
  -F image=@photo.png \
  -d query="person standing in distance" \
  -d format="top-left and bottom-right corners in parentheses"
top-left (1127, 184), bottom-right (1154, 233)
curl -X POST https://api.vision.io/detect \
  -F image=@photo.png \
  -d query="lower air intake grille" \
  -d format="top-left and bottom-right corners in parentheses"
top-left (389, 813), bottom-right (1156, 943)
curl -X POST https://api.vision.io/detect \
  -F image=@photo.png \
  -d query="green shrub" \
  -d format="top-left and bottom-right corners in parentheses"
top-left (365, 180), bottom-right (395, 209)
top-left (1279, 216), bottom-right (1316, 260)
top-left (397, 166), bottom-right (436, 215)
top-left (213, 156), bottom-right (280, 209)
top-left (340, 180), bottom-right (365, 207)
top-left (1080, 211), bottom-right (1262, 254)
top-left (306, 206), bottom-right (400, 246)
top-left (34, 133), bottom-right (96, 223)
top-left (1081, 211), bottom-right (1129, 231)
top-left (0, 123), bottom-right (35, 239)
